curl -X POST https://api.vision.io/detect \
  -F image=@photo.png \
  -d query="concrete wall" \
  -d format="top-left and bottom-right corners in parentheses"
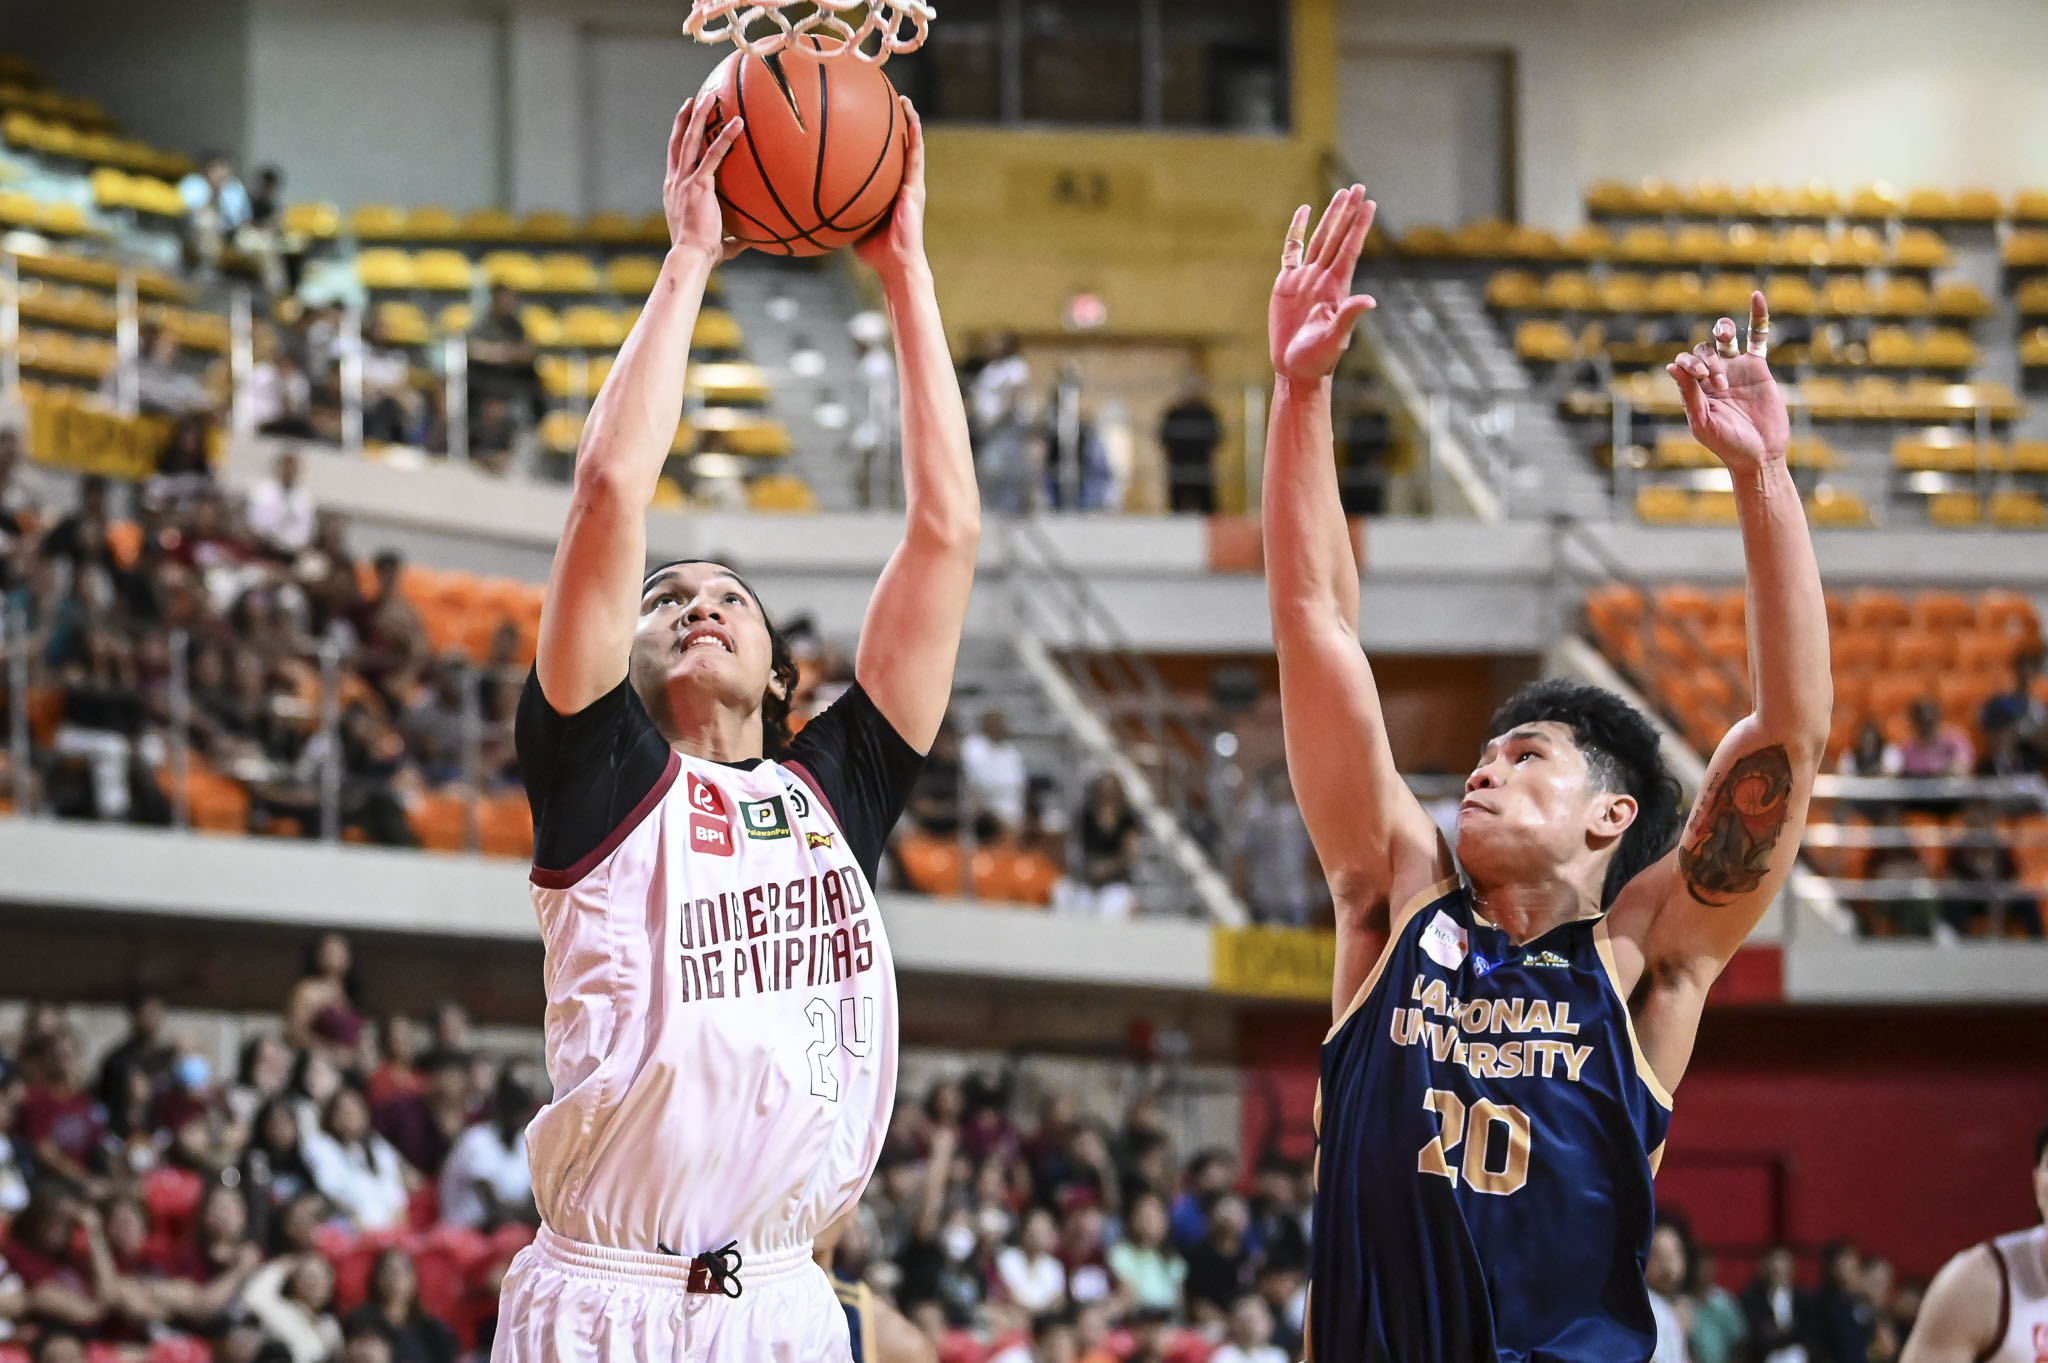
top-left (1337, 0), bottom-right (2048, 230)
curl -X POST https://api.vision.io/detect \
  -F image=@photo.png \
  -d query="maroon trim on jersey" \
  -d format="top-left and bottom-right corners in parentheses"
top-left (1977, 1239), bottom-right (2011, 1363)
top-left (530, 751), bottom-right (683, 889)
top-left (781, 759), bottom-right (842, 834)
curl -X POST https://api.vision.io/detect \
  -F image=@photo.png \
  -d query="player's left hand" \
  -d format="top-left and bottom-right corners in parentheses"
top-left (855, 97), bottom-right (927, 282)
top-left (1667, 292), bottom-right (1790, 470)
top-left (1270, 185), bottom-right (1377, 383)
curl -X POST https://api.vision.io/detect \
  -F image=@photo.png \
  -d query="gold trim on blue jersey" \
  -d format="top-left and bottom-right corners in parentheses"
top-left (1591, 919), bottom-right (1676, 1111)
top-left (1327, 876), bottom-right (1463, 1042)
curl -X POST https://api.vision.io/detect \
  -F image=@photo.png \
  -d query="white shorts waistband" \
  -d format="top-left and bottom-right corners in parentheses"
top-left (531, 1225), bottom-right (815, 1291)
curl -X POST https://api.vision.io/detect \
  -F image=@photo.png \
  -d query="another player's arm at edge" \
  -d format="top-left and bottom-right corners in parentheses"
top-left (535, 100), bottom-right (744, 714)
top-left (847, 100), bottom-right (980, 753)
top-left (1899, 1244), bottom-right (2002, 1363)
top-left (1607, 294), bottom-right (1833, 1091)
top-left (1261, 186), bottom-right (1454, 1024)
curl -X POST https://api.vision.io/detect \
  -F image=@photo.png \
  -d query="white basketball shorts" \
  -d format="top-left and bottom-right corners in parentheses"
top-left (490, 1226), bottom-right (851, 1363)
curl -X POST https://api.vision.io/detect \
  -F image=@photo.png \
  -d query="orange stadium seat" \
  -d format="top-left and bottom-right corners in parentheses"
top-left (1909, 591), bottom-right (1977, 632)
top-left (1844, 589), bottom-right (1911, 632)
top-left (896, 833), bottom-right (963, 896)
top-left (1885, 631), bottom-right (1951, 672)
top-left (409, 793), bottom-right (469, 853)
top-left (1952, 629), bottom-right (2024, 674)
top-left (1977, 590), bottom-right (2042, 641)
top-left (477, 794), bottom-right (533, 859)
top-left (1829, 631), bottom-right (1886, 675)
top-left (1865, 672), bottom-right (1935, 726)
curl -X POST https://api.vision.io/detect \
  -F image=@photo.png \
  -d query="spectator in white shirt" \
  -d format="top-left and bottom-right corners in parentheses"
top-left (996, 1208), bottom-right (1069, 1314)
top-left (249, 349), bottom-right (316, 439)
top-left (961, 709), bottom-right (1029, 839)
top-left (247, 451), bottom-right (316, 557)
top-left (438, 1068), bottom-right (541, 1230)
top-left (241, 1252), bottom-right (344, 1363)
top-left (1211, 1294), bottom-right (1290, 1363)
top-left (300, 1084), bottom-right (414, 1231)
top-left (1648, 1221), bottom-right (1693, 1363)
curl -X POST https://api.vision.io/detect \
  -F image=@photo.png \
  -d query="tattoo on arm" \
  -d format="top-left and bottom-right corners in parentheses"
top-left (1677, 745), bottom-right (1794, 906)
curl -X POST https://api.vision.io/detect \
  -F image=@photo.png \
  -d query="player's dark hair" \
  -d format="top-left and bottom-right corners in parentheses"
top-left (643, 559), bottom-right (801, 759)
top-left (1486, 679), bottom-right (1686, 908)
top-left (2034, 1118), bottom-right (2048, 1168)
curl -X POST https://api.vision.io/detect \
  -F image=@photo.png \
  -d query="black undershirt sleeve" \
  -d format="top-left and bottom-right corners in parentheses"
top-left (516, 669), bottom-right (675, 875)
top-left (782, 684), bottom-right (926, 886)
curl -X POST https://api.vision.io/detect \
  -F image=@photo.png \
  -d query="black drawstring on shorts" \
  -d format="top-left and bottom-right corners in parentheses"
top-left (658, 1239), bottom-right (745, 1298)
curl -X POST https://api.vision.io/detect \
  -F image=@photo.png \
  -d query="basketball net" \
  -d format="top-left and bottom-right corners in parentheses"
top-left (685, 1), bottom-right (934, 64)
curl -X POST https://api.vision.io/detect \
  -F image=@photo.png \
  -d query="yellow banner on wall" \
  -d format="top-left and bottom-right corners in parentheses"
top-left (1212, 924), bottom-right (1337, 1002)
top-left (25, 391), bottom-right (170, 482)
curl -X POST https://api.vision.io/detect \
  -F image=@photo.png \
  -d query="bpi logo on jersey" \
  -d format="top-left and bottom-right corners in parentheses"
top-left (740, 797), bottom-right (791, 842)
top-left (687, 773), bottom-right (734, 857)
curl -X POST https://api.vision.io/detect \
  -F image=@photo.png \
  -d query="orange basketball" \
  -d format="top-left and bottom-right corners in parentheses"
top-left (697, 41), bottom-right (910, 258)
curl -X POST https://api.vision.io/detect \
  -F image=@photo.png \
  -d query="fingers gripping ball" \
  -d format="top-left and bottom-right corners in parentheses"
top-left (697, 40), bottom-right (910, 258)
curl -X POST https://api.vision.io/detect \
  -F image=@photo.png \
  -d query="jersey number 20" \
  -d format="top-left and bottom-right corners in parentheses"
top-left (805, 996), bottom-right (876, 1102)
top-left (1417, 1089), bottom-right (1531, 1195)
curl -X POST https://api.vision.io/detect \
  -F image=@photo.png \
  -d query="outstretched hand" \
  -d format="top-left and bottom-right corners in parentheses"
top-left (855, 97), bottom-right (928, 283)
top-left (664, 97), bottom-right (747, 261)
top-left (1667, 292), bottom-right (1790, 470)
top-left (1270, 185), bottom-right (1377, 383)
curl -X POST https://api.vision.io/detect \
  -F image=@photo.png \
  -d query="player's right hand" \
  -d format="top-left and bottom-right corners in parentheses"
top-left (664, 98), bottom-right (746, 260)
top-left (1270, 185), bottom-right (1377, 383)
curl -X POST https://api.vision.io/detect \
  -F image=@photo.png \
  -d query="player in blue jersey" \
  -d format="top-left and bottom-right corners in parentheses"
top-left (1262, 186), bottom-right (1832, 1363)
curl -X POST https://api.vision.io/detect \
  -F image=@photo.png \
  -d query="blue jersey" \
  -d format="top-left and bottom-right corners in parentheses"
top-left (1310, 879), bottom-right (1673, 1363)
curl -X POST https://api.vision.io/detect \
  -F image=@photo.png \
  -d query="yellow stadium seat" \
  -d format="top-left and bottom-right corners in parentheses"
top-left (1849, 182), bottom-right (1903, 218)
top-left (1917, 329), bottom-right (1977, 368)
top-left (746, 473), bottom-right (817, 514)
top-left (1539, 272), bottom-right (1595, 310)
top-left (1721, 224), bottom-right (1771, 266)
top-left (1830, 227), bottom-right (1888, 268)
top-left (688, 362), bottom-right (772, 405)
top-left (2013, 189), bottom-right (2048, 224)
top-left (517, 304), bottom-right (562, 347)
top-left (1820, 276), bottom-right (1873, 315)
top-left (438, 302), bottom-right (475, 334)
top-left (1514, 320), bottom-right (1576, 363)
top-left (2010, 440), bottom-right (2048, 473)
top-left (1647, 273), bottom-right (1705, 313)
top-left (1890, 228), bottom-right (1950, 270)
top-left (1616, 226), bottom-right (1672, 264)
top-left (606, 255), bottom-right (665, 295)
top-left (518, 210), bottom-right (577, 243)
top-left (283, 201), bottom-right (340, 237)
top-left (1773, 226), bottom-right (1829, 267)
top-left (1671, 225), bottom-right (1726, 265)
top-left (1585, 180), bottom-right (1636, 216)
top-left (2017, 279), bottom-right (2048, 317)
top-left (1634, 485), bottom-right (1694, 525)
top-left (460, 207), bottom-right (519, 241)
top-left (404, 205), bottom-right (460, 239)
top-left (1596, 273), bottom-right (1650, 312)
top-left (480, 251), bottom-right (544, 290)
top-left (2023, 328), bottom-right (2048, 368)
top-left (558, 305), bottom-right (625, 348)
top-left (1805, 485), bottom-right (1873, 528)
top-left (1762, 275), bottom-right (1817, 314)
top-left (355, 248), bottom-right (417, 291)
top-left (538, 410), bottom-right (585, 454)
top-left (2004, 232), bottom-right (2048, 269)
top-left (1686, 182), bottom-right (1739, 216)
top-left (412, 249), bottom-right (474, 291)
top-left (1927, 492), bottom-right (1981, 527)
top-left (724, 418), bottom-right (794, 459)
top-left (1931, 280), bottom-right (1992, 318)
top-left (539, 253), bottom-right (601, 292)
top-left (374, 301), bottom-right (431, 346)
top-left (1953, 187), bottom-right (2002, 221)
top-left (1693, 489), bottom-right (1739, 525)
top-left (1785, 182), bottom-right (1842, 217)
top-left (1900, 187), bottom-right (1955, 220)
top-left (89, 167), bottom-right (132, 210)
top-left (693, 310), bottom-right (744, 351)
top-left (1652, 433), bottom-right (1717, 469)
top-left (1989, 491), bottom-right (2048, 529)
top-left (585, 211), bottom-right (664, 245)
top-left (1559, 225), bottom-right (1615, 260)
top-left (352, 203), bottom-right (409, 240)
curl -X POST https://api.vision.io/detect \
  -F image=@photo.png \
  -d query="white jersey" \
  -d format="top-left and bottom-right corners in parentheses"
top-left (526, 747), bottom-right (898, 1260)
top-left (1987, 1226), bottom-right (2048, 1363)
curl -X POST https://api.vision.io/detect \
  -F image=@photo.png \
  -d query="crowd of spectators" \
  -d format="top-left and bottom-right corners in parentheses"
top-left (0, 442), bottom-right (526, 843)
top-left (1830, 658), bottom-right (2047, 939)
top-left (1645, 1219), bottom-right (1925, 1363)
top-left (0, 935), bottom-right (541, 1362)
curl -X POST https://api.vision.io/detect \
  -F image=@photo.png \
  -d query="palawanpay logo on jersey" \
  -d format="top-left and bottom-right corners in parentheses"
top-left (741, 797), bottom-right (791, 841)
top-left (1421, 910), bottom-right (1469, 971)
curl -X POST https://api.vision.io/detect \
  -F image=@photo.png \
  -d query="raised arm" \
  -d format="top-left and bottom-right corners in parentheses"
top-left (1263, 187), bottom-right (1451, 1022)
top-left (534, 100), bottom-right (743, 714)
top-left (1615, 294), bottom-right (1832, 1085)
top-left (848, 102), bottom-right (980, 753)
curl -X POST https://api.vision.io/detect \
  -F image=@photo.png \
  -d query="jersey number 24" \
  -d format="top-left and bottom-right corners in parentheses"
top-left (1418, 1089), bottom-right (1531, 1195)
top-left (805, 996), bottom-right (876, 1102)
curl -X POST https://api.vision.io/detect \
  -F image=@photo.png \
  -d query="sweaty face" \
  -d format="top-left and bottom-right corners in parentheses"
top-left (1457, 722), bottom-right (1634, 888)
top-left (629, 564), bottom-right (778, 734)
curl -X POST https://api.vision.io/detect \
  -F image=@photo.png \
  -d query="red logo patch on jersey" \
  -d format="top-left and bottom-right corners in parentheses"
top-left (686, 774), bottom-right (734, 856)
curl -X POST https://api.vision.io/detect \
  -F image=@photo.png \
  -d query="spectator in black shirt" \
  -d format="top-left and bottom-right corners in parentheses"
top-left (94, 990), bottom-right (172, 1117)
top-left (1184, 1194), bottom-right (1254, 1324)
top-left (40, 477), bottom-right (114, 571)
top-left (342, 1248), bottom-right (459, 1363)
top-left (905, 718), bottom-right (965, 839)
top-left (1159, 384), bottom-right (1222, 514)
top-left (1057, 773), bottom-right (1141, 918)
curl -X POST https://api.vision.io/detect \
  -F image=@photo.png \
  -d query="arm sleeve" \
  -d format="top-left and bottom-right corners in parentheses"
top-left (782, 683), bottom-right (925, 886)
top-left (515, 669), bottom-right (675, 875)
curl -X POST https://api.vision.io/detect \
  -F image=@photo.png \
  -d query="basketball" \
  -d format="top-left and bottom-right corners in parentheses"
top-left (696, 40), bottom-right (910, 258)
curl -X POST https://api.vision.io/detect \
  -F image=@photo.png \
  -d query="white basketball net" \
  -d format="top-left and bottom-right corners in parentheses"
top-left (685, 1), bottom-right (934, 64)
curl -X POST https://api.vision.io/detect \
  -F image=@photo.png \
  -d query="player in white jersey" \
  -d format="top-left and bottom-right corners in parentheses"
top-left (1903, 1121), bottom-right (2048, 1363)
top-left (491, 94), bottom-right (978, 1363)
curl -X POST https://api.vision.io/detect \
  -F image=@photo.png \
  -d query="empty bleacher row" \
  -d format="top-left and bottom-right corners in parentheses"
top-left (1388, 176), bottom-right (2048, 529)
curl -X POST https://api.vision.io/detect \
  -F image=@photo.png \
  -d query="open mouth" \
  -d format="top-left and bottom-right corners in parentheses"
top-left (679, 624), bottom-right (734, 655)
